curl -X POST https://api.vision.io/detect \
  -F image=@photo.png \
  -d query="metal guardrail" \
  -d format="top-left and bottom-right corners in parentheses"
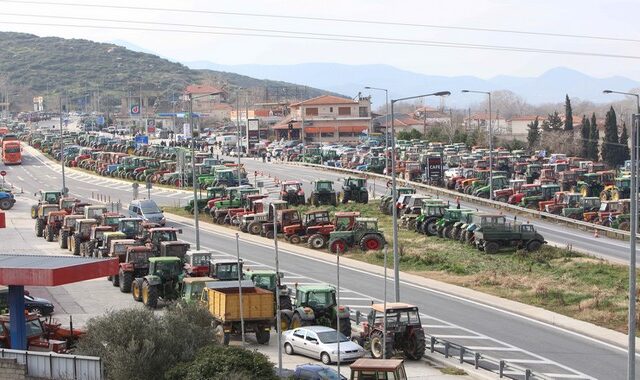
top-left (352, 310), bottom-right (558, 380)
top-left (287, 161), bottom-right (636, 241)
top-left (428, 336), bottom-right (555, 380)
top-left (0, 348), bottom-right (103, 380)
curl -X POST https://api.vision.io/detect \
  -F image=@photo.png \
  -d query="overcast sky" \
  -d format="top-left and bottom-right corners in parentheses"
top-left (0, 0), bottom-right (638, 80)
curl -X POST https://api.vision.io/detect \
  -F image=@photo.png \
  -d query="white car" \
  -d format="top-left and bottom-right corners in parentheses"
top-left (283, 325), bottom-right (366, 365)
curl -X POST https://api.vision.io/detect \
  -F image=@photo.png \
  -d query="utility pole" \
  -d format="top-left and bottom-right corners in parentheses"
top-left (59, 95), bottom-right (66, 195)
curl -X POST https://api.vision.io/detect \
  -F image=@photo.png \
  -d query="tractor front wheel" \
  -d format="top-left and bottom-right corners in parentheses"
top-left (35, 219), bottom-right (44, 237)
top-left (255, 328), bottom-right (271, 345)
top-left (370, 330), bottom-right (393, 359)
top-left (484, 241), bottom-right (500, 254)
top-left (119, 270), bottom-right (133, 293)
top-left (59, 230), bottom-right (68, 249)
top-left (248, 222), bottom-right (262, 235)
top-left (526, 240), bottom-right (542, 252)
top-left (132, 279), bottom-right (143, 302)
top-left (308, 234), bottom-right (326, 249)
top-left (329, 239), bottom-right (347, 254)
top-left (288, 235), bottom-right (302, 244)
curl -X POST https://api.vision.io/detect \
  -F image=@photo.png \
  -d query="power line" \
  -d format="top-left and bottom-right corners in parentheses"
top-left (1, 0), bottom-right (638, 44)
top-left (3, 11), bottom-right (636, 59)
top-left (0, 20), bottom-right (639, 60)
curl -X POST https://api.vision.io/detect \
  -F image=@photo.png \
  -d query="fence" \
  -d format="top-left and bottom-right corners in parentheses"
top-left (0, 348), bottom-right (103, 380)
top-left (288, 161), bottom-right (635, 241)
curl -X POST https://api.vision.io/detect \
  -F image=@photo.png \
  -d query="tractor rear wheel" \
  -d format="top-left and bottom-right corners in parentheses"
top-left (526, 240), bottom-right (542, 252)
top-left (330, 239), bottom-right (347, 254)
top-left (35, 219), bottom-right (44, 237)
top-left (361, 191), bottom-right (369, 204)
top-left (370, 330), bottom-right (393, 359)
top-left (443, 225), bottom-right (454, 239)
top-left (484, 241), bottom-right (500, 254)
top-left (132, 279), bottom-right (143, 302)
top-left (142, 281), bottom-right (158, 308)
top-left (311, 194), bottom-right (319, 207)
top-left (290, 313), bottom-right (311, 330)
top-left (288, 235), bottom-right (302, 244)
top-left (308, 234), bottom-right (326, 249)
top-left (111, 271), bottom-right (120, 287)
top-left (73, 236), bottom-right (81, 256)
top-left (360, 235), bottom-right (383, 251)
top-left (422, 219), bottom-right (438, 236)
top-left (255, 328), bottom-right (271, 345)
top-left (404, 331), bottom-right (426, 360)
top-left (119, 270), bottom-right (133, 293)
top-left (45, 226), bottom-right (54, 242)
top-left (248, 222), bottom-right (262, 235)
top-left (279, 295), bottom-right (293, 310)
top-left (265, 230), bottom-right (274, 239)
top-left (59, 230), bottom-right (68, 249)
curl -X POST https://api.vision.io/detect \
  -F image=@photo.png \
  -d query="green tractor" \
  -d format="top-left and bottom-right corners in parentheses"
top-left (364, 156), bottom-right (387, 174)
top-left (562, 196), bottom-right (601, 220)
top-left (309, 180), bottom-right (337, 207)
top-left (599, 176), bottom-right (631, 201)
top-left (328, 217), bottom-right (386, 253)
top-left (472, 176), bottom-right (509, 199)
top-left (302, 147), bottom-right (322, 164)
top-left (518, 184), bottom-right (560, 210)
top-left (185, 186), bottom-right (226, 215)
top-left (31, 190), bottom-right (62, 219)
top-left (290, 284), bottom-right (351, 338)
top-left (576, 173), bottom-right (604, 198)
top-left (132, 256), bottom-right (183, 308)
top-left (436, 209), bottom-right (474, 239)
top-left (341, 177), bottom-right (369, 204)
top-left (380, 187), bottom-right (415, 215)
top-left (210, 186), bottom-right (259, 224)
top-left (415, 203), bottom-right (448, 236)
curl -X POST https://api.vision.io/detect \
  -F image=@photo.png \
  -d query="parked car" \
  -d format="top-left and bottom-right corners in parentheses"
top-left (127, 199), bottom-right (165, 226)
top-left (0, 288), bottom-right (54, 316)
top-left (292, 364), bottom-right (347, 380)
top-left (284, 326), bottom-right (365, 365)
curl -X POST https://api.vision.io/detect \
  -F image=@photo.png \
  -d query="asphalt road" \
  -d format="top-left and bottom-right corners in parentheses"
top-left (233, 156), bottom-right (639, 266)
top-left (2, 147), bottom-right (638, 380)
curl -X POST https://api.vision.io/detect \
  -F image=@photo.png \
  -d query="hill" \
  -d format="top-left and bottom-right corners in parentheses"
top-left (0, 32), bottom-right (333, 110)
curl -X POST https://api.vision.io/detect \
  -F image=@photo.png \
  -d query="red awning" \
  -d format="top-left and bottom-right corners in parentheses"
top-left (0, 254), bottom-right (119, 286)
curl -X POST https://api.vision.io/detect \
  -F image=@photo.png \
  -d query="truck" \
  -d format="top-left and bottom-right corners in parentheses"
top-left (474, 223), bottom-right (546, 254)
top-left (201, 280), bottom-right (274, 345)
top-left (1, 140), bottom-right (21, 165)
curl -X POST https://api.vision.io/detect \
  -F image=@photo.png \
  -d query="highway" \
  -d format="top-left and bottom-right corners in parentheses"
top-left (2, 146), bottom-right (637, 379)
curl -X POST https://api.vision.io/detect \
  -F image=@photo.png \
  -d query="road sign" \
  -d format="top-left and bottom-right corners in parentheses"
top-left (146, 181), bottom-right (152, 190)
top-left (0, 171), bottom-right (6, 177)
top-left (130, 105), bottom-right (140, 115)
top-left (132, 183), bottom-right (139, 200)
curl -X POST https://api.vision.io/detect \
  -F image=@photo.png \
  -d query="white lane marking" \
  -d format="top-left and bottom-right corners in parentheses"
top-left (17, 176), bottom-right (24, 181)
top-left (338, 297), bottom-right (371, 301)
top-left (433, 335), bottom-right (490, 340)
top-left (170, 219), bottom-right (599, 379)
top-left (422, 325), bottom-right (455, 328)
top-left (466, 346), bottom-right (523, 351)
top-left (505, 359), bottom-right (552, 364)
top-left (543, 374), bottom-right (591, 379)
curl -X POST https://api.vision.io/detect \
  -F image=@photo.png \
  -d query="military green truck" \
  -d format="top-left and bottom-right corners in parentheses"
top-left (474, 223), bottom-right (546, 254)
top-left (459, 213), bottom-right (508, 245)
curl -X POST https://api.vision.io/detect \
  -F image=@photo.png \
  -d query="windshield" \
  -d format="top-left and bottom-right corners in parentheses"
top-left (88, 208), bottom-right (105, 218)
top-left (317, 331), bottom-right (349, 344)
top-left (215, 263), bottom-right (239, 280)
top-left (191, 254), bottom-right (210, 266)
top-left (306, 291), bottom-right (333, 307)
top-left (316, 182), bottom-right (333, 191)
top-left (141, 203), bottom-right (161, 214)
top-left (156, 261), bottom-right (180, 276)
top-left (44, 193), bottom-right (58, 203)
top-left (104, 216), bottom-right (120, 225)
top-left (190, 282), bottom-right (206, 299)
top-left (121, 221), bottom-right (140, 234)
top-left (4, 146), bottom-right (19, 153)
top-left (26, 319), bottom-right (44, 338)
top-left (253, 274), bottom-right (275, 290)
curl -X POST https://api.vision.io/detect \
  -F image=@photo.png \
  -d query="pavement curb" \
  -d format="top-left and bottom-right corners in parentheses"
top-left (166, 212), bottom-right (640, 354)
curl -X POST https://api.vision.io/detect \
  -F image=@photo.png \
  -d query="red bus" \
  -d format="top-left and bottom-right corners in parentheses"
top-left (2, 141), bottom-right (21, 165)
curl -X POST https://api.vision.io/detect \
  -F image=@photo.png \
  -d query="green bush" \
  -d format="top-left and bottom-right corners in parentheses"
top-left (165, 345), bottom-right (277, 380)
top-left (76, 302), bottom-right (215, 380)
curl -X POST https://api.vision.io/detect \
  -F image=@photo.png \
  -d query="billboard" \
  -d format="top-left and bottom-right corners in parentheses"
top-left (425, 156), bottom-right (443, 179)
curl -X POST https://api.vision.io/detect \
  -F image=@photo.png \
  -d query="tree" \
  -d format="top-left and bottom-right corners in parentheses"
top-left (397, 129), bottom-right (423, 141)
top-left (619, 122), bottom-right (631, 163)
top-left (580, 115), bottom-right (590, 158)
top-left (564, 94), bottom-right (573, 131)
top-left (166, 345), bottom-right (277, 380)
top-left (77, 303), bottom-right (215, 380)
top-left (588, 113), bottom-right (600, 160)
top-left (527, 117), bottom-right (540, 152)
top-left (601, 107), bottom-right (620, 167)
top-left (545, 111), bottom-right (563, 132)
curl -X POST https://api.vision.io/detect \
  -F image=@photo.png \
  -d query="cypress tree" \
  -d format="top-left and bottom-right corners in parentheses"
top-left (580, 115), bottom-right (590, 158)
top-left (589, 113), bottom-right (599, 161)
top-left (527, 117), bottom-right (540, 152)
top-left (619, 122), bottom-right (630, 163)
top-left (564, 94), bottom-right (574, 131)
top-left (601, 107), bottom-right (619, 167)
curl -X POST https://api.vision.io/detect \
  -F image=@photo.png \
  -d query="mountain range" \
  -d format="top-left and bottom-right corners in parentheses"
top-left (184, 61), bottom-right (640, 106)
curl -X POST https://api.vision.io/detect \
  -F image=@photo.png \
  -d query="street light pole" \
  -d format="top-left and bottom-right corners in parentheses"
top-left (188, 94), bottom-right (200, 250)
top-left (390, 91), bottom-right (451, 301)
top-left (603, 89), bottom-right (639, 380)
top-left (364, 86), bottom-right (389, 150)
top-left (59, 96), bottom-right (66, 195)
top-left (462, 90), bottom-right (493, 200)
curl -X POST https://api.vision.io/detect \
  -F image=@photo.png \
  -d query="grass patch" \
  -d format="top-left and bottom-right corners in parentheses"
top-left (165, 200), bottom-right (639, 335)
top-left (440, 367), bottom-right (468, 376)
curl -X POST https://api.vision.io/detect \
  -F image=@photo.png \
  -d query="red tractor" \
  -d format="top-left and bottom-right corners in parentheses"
top-left (507, 184), bottom-right (541, 205)
top-left (284, 211), bottom-right (360, 249)
top-left (493, 179), bottom-right (525, 203)
top-left (280, 180), bottom-right (306, 206)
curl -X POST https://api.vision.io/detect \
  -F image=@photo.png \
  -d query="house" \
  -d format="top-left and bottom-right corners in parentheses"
top-left (373, 113), bottom-right (425, 134)
top-left (466, 112), bottom-right (507, 134)
top-left (210, 103), bottom-right (233, 121)
top-left (273, 95), bottom-right (371, 142)
top-left (508, 115), bottom-right (541, 138)
top-left (184, 84), bottom-right (226, 114)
